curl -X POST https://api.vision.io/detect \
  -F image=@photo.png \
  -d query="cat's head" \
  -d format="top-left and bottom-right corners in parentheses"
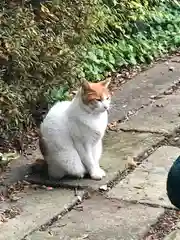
top-left (80, 79), bottom-right (112, 113)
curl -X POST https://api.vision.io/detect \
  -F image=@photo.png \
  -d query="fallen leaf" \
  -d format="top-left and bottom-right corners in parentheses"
top-left (71, 234), bottom-right (89, 240)
top-left (73, 205), bottom-right (84, 212)
top-left (99, 185), bottom-right (108, 191)
top-left (0, 151), bottom-right (20, 166)
top-left (9, 195), bottom-right (21, 202)
top-left (107, 121), bottom-right (119, 131)
top-left (156, 104), bottom-right (164, 107)
top-left (127, 156), bottom-right (137, 168)
top-left (164, 89), bottom-right (173, 95)
top-left (168, 66), bottom-right (175, 71)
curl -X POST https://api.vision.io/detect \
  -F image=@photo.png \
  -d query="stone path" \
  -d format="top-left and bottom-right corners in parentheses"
top-left (1, 56), bottom-right (180, 240)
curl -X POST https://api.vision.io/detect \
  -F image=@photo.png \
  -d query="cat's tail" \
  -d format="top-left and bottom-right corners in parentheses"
top-left (26, 133), bottom-right (61, 186)
top-left (30, 133), bottom-right (48, 176)
top-left (30, 130), bottom-right (49, 174)
top-left (27, 159), bottom-right (64, 188)
top-left (39, 133), bottom-right (47, 157)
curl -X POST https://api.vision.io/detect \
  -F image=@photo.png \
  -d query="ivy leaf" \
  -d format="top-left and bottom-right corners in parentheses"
top-left (88, 52), bottom-right (100, 63)
top-left (109, 53), bottom-right (115, 64)
top-left (129, 55), bottom-right (137, 65)
top-left (139, 56), bottom-right (145, 63)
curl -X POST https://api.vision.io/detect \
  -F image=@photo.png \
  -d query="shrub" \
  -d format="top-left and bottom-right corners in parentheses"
top-left (1, 0), bottom-right (180, 143)
top-left (0, 0), bottom-right (96, 139)
top-left (80, 0), bottom-right (180, 80)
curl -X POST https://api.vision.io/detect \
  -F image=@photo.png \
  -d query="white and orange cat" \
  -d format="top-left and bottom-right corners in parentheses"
top-left (40, 79), bottom-right (111, 180)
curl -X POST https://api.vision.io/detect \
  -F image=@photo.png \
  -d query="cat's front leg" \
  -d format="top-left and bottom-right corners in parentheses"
top-left (90, 166), bottom-right (106, 180)
top-left (83, 144), bottom-right (106, 180)
top-left (92, 140), bottom-right (106, 179)
top-left (75, 141), bottom-right (105, 180)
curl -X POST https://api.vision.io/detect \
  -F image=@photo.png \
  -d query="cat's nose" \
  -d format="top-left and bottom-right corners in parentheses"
top-left (104, 106), bottom-right (108, 110)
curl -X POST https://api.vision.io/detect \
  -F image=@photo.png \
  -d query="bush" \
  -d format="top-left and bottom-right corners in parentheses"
top-left (1, 0), bottom-right (180, 142)
top-left (0, 0), bottom-right (96, 139)
top-left (80, 0), bottom-right (180, 80)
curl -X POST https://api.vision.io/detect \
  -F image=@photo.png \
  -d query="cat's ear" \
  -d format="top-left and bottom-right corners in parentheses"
top-left (81, 80), bottom-right (91, 91)
top-left (100, 79), bottom-right (111, 88)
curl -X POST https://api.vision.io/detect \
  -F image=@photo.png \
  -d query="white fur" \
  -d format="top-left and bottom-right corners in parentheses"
top-left (40, 90), bottom-right (111, 180)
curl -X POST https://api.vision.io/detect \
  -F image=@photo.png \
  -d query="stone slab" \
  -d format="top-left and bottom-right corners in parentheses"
top-left (118, 92), bottom-right (180, 134)
top-left (1, 132), bottom-right (163, 191)
top-left (109, 57), bottom-right (180, 122)
top-left (0, 188), bottom-right (84, 240)
top-left (164, 230), bottom-right (180, 240)
top-left (108, 146), bottom-right (180, 208)
top-left (0, 140), bottom-right (42, 187)
top-left (39, 132), bottom-right (163, 190)
top-left (25, 194), bottom-right (164, 240)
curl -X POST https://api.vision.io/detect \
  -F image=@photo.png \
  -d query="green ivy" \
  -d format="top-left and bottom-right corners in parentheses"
top-left (46, 86), bottom-right (70, 106)
top-left (79, 0), bottom-right (180, 81)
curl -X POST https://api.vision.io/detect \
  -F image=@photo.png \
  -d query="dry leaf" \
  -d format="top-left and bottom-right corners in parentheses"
top-left (168, 66), bottom-right (175, 71)
top-left (99, 185), bottom-right (108, 191)
top-left (127, 156), bottom-right (137, 168)
top-left (71, 234), bottom-right (89, 240)
top-left (0, 151), bottom-right (20, 166)
top-left (107, 121), bottom-right (119, 131)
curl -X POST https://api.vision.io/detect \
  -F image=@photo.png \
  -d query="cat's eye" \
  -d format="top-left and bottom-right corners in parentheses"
top-left (96, 99), bottom-right (101, 102)
top-left (106, 97), bottom-right (110, 100)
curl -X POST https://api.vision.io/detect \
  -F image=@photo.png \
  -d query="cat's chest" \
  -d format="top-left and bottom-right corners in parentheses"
top-left (71, 112), bottom-right (108, 140)
top-left (81, 113), bottom-right (107, 133)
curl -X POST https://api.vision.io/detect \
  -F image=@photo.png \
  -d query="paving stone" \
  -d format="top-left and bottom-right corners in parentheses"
top-left (26, 194), bottom-right (164, 240)
top-left (109, 57), bottom-right (180, 122)
top-left (164, 230), bottom-right (180, 240)
top-left (108, 146), bottom-right (180, 208)
top-left (0, 188), bottom-right (84, 240)
top-left (0, 141), bottom-right (42, 187)
top-left (118, 92), bottom-right (180, 134)
top-left (53, 131), bottom-right (163, 190)
top-left (0, 132), bottom-right (163, 191)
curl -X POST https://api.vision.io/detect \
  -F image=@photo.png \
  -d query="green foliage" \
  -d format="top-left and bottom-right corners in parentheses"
top-left (1, 0), bottom-right (180, 141)
top-left (46, 86), bottom-right (70, 106)
top-left (0, 0), bottom-right (95, 138)
top-left (80, 0), bottom-right (180, 80)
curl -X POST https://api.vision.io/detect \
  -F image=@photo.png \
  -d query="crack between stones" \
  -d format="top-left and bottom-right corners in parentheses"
top-left (110, 79), bottom-right (180, 129)
top-left (106, 197), bottom-right (176, 210)
top-left (119, 128), bottom-right (168, 135)
top-left (104, 128), bottom-right (180, 191)
top-left (22, 191), bottom-right (90, 240)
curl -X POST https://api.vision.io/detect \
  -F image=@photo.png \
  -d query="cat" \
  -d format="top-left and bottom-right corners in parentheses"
top-left (39, 79), bottom-right (111, 181)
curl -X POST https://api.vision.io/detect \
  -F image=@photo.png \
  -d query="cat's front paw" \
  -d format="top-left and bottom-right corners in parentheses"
top-left (90, 167), bottom-right (106, 181)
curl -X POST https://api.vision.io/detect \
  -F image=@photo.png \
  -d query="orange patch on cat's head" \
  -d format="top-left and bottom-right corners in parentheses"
top-left (81, 79), bottom-right (111, 104)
